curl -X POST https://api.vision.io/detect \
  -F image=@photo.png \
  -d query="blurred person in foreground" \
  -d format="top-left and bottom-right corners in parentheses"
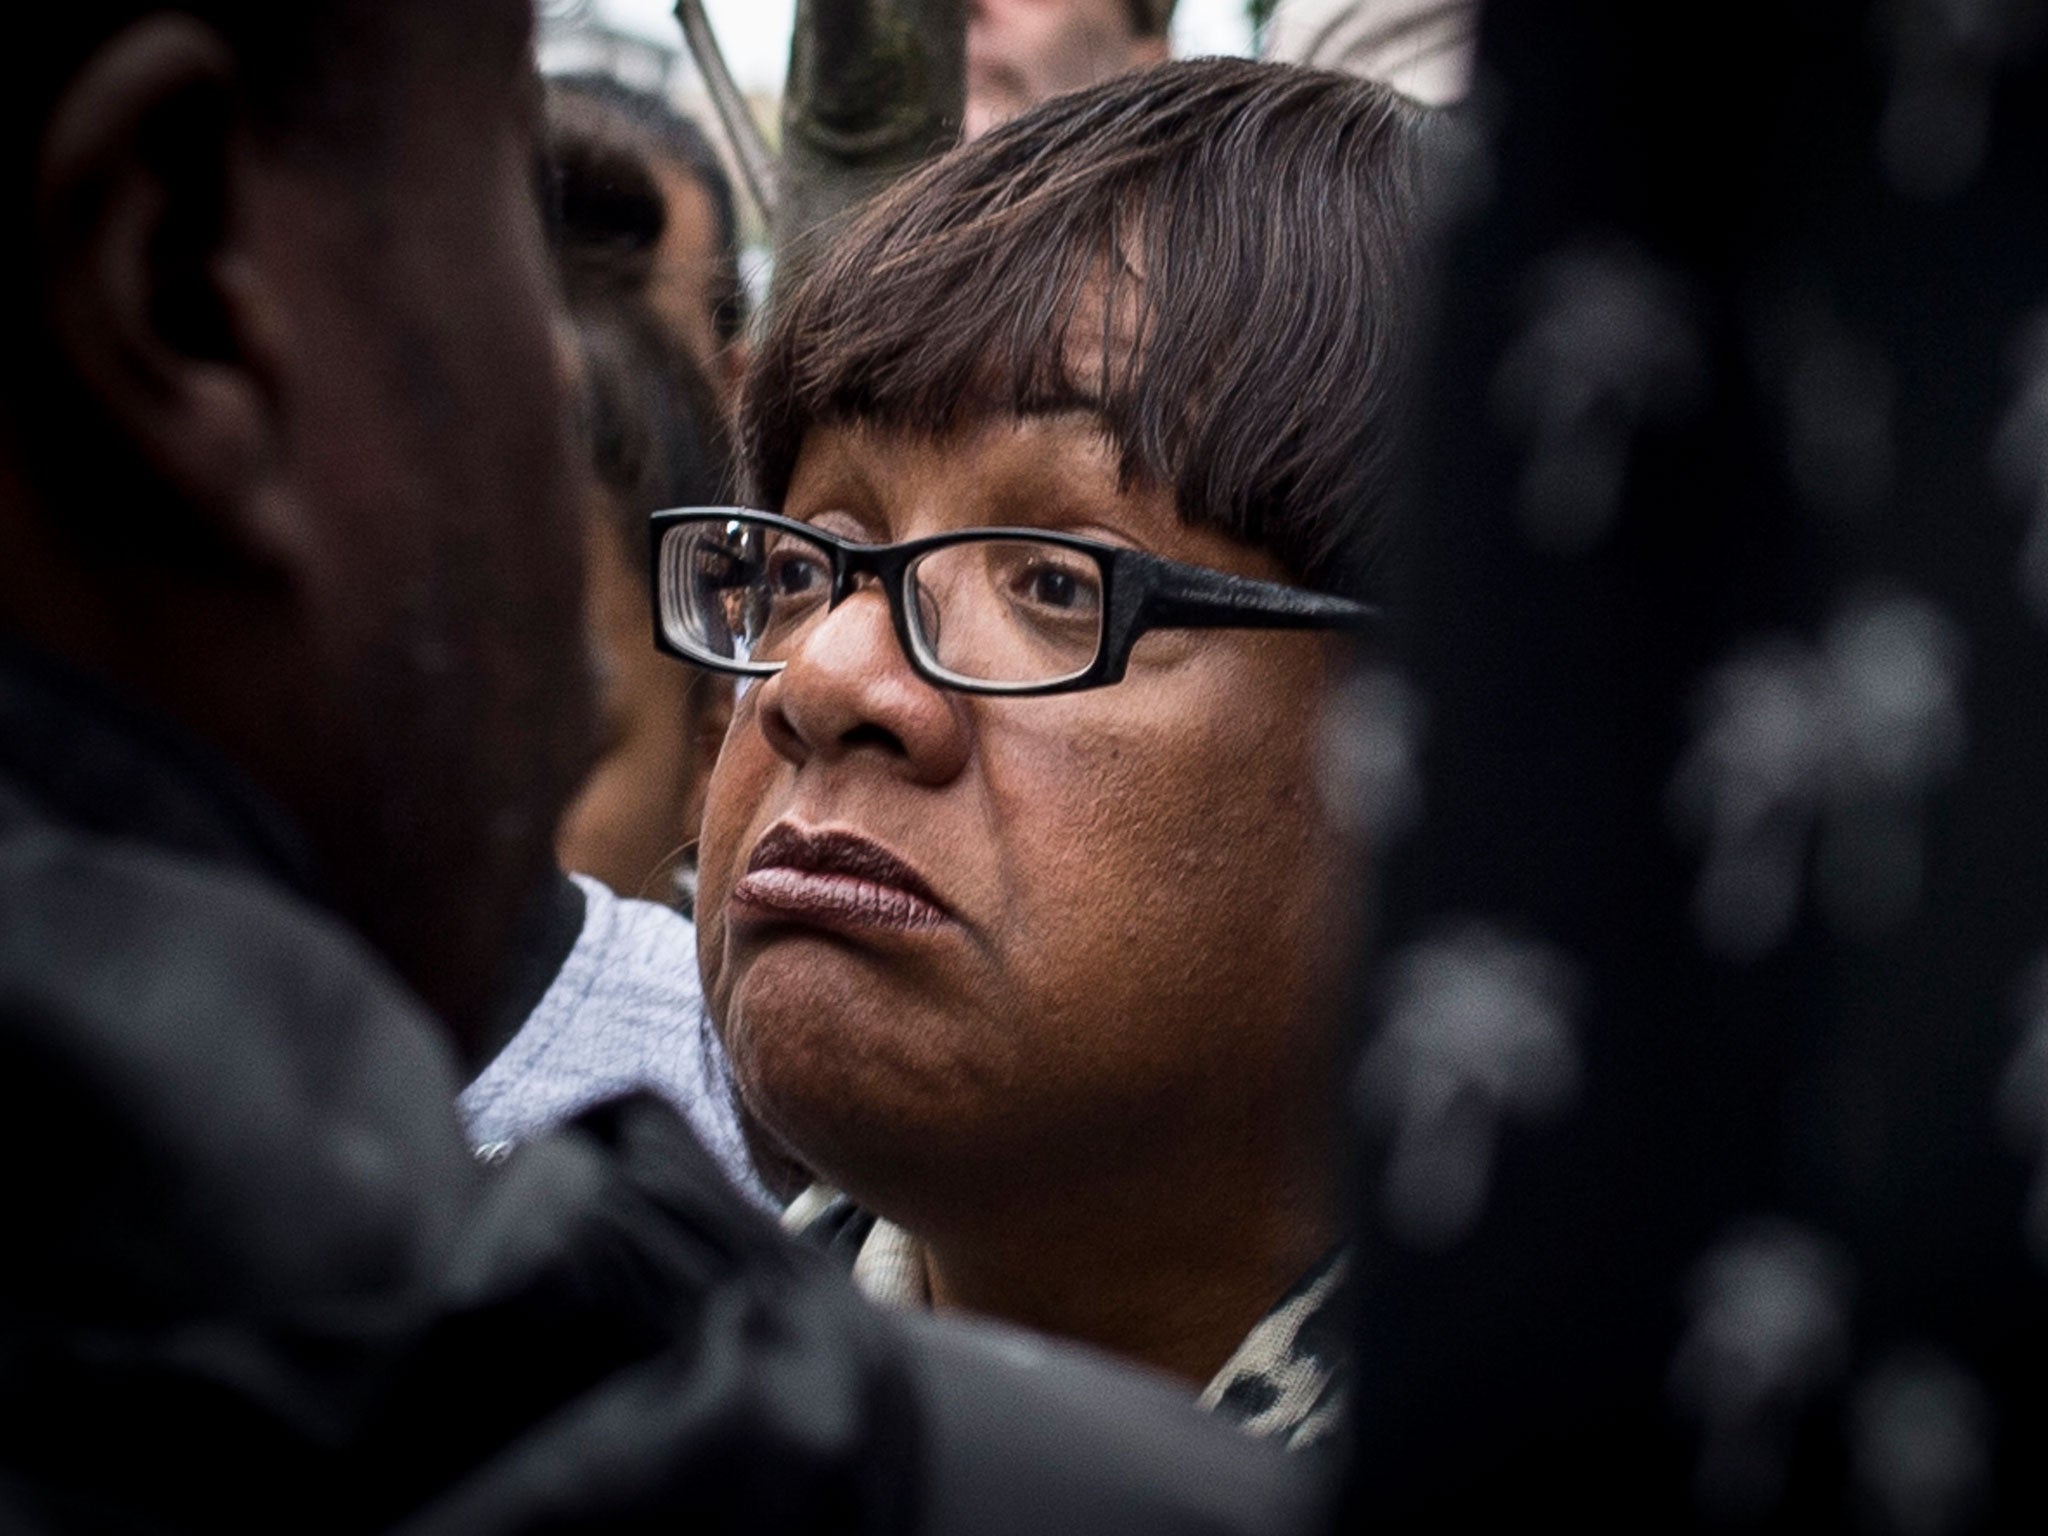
top-left (966, 0), bottom-right (1176, 138)
top-left (673, 59), bottom-right (1426, 1450)
top-left (0, 3), bottom-right (1317, 1527)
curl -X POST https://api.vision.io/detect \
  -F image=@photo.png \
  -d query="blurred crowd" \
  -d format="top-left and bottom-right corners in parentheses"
top-left (2, 0), bottom-right (2043, 1531)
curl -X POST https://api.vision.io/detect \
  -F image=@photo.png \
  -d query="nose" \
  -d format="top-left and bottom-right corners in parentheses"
top-left (755, 581), bottom-right (973, 785)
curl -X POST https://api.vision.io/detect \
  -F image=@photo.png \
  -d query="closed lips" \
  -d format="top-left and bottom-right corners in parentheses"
top-left (736, 823), bottom-right (949, 930)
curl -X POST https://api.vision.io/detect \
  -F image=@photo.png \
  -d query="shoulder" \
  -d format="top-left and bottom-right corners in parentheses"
top-left (460, 877), bottom-right (769, 1203)
top-left (0, 830), bottom-right (931, 1527)
top-left (467, 874), bottom-right (708, 1095)
top-left (0, 820), bottom-right (474, 1307)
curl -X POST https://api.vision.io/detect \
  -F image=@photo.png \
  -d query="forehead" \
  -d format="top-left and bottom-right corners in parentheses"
top-left (784, 414), bottom-right (1288, 582)
top-left (649, 159), bottom-right (719, 258)
top-left (974, 0), bottom-right (1138, 30)
top-left (788, 412), bottom-right (1125, 507)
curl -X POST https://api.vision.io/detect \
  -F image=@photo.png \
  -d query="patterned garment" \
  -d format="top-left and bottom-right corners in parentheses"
top-left (783, 1188), bottom-right (1350, 1451)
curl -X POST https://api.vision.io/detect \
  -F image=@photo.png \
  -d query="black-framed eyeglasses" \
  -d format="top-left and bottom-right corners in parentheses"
top-left (649, 507), bottom-right (1378, 697)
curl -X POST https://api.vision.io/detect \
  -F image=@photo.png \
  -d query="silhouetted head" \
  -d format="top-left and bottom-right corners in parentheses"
top-left (0, 1), bottom-right (593, 1050)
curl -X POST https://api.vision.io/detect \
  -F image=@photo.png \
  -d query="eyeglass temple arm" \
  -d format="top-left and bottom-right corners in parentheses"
top-left (1131, 559), bottom-right (1380, 634)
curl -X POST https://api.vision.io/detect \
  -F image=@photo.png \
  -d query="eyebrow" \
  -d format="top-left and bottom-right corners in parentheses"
top-left (992, 390), bottom-right (1145, 457)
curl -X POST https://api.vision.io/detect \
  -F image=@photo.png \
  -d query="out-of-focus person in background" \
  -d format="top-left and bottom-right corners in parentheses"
top-left (965, 0), bottom-right (1177, 138)
top-left (672, 58), bottom-right (1426, 1450)
top-left (549, 72), bottom-right (751, 399)
top-left (1261, 0), bottom-right (1476, 105)
top-left (459, 81), bottom-right (765, 1200)
top-left (545, 85), bottom-right (735, 909)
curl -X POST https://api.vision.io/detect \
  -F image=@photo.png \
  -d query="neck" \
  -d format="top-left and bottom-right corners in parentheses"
top-left (914, 1141), bottom-right (1338, 1388)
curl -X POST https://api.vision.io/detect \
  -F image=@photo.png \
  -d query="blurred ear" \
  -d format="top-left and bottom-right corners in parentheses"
top-left (36, 16), bottom-right (293, 568)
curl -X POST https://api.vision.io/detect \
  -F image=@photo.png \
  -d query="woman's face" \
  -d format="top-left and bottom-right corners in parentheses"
top-left (696, 414), bottom-right (1348, 1222)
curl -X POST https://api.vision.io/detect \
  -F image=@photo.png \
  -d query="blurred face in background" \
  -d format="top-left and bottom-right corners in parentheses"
top-left (556, 490), bottom-right (730, 903)
top-left (965, 0), bottom-right (1169, 138)
top-left (643, 155), bottom-right (741, 395)
top-left (542, 88), bottom-right (739, 906)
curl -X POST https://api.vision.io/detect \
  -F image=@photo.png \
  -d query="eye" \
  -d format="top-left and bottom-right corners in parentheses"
top-left (1029, 567), bottom-right (1080, 607)
top-left (766, 545), bottom-right (828, 597)
top-left (1008, 552), bottom-right (1101, 614)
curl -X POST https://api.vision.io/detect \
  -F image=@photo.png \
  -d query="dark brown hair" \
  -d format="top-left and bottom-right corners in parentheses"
top-left (545, 89), bottom-right (731, 559)
top-left (742, 57), bottom-right (1428, 598)
top-left (550, 73), bottom-right (749, 350)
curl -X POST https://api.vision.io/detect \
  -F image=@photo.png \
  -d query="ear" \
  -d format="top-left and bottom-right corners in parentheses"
top-left (36, 16), bottom-right (292, 567)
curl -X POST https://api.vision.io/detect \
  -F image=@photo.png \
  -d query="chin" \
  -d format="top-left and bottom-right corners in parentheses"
top-left (721, 952), bottom-right (1015, 1203)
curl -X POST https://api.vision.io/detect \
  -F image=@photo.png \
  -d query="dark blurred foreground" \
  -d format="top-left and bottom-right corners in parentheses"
top-left (1337, 0), bottom-right (2048, 1528)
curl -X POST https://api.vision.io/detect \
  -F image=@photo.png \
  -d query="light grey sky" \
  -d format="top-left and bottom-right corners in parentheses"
top-left (600, 0), bottom-right (1254, 93)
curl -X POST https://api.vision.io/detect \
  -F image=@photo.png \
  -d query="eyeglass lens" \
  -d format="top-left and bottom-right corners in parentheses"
top-left (661, 519), bottom-right (1106, 687)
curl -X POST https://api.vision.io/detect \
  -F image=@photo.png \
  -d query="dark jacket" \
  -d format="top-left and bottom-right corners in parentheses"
top-left (0, 648), bottom-right (1312, 1533)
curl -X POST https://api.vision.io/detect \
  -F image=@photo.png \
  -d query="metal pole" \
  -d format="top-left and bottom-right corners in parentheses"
top-left (674, 0), bottom-right (780, 225)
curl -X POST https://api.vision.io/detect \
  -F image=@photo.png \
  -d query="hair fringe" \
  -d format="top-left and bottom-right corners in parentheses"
top-left (742, 58), bottom-right (1429, 598)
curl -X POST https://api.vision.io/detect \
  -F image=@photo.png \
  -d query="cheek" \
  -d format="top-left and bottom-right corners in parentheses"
top-left (984, 668), bottom-right (1338, 1032)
